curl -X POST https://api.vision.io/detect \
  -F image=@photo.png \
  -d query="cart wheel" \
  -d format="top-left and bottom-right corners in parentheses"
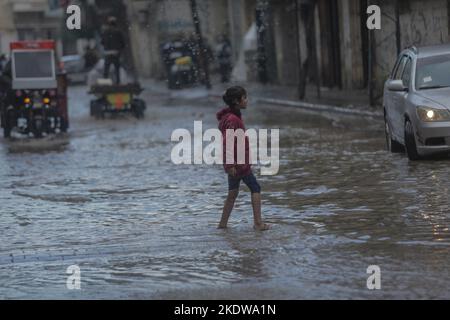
top-left (3, 119), bottom-right (11, 138)
top-left (91, 100), bottom-right (104, 120)
top-left (95, 110), bottom-right (102, 120)
top-left (3, 109), bottom-right (15, 138)
top-left (132, 99), bottom-right (146, 119)
top-left (95, 107), bottom-right (105, 120)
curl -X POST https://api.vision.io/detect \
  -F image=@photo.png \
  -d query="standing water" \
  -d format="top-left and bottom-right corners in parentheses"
top-left (1, 85), bottom-right (450, 299)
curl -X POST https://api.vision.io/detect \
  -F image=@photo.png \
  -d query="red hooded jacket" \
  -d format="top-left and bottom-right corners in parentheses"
top-left (217, 107), bottom-right (252, 177)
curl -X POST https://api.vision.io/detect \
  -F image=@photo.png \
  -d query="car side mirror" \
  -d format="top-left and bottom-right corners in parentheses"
top-left (388, 80), bottom-right (408, 92)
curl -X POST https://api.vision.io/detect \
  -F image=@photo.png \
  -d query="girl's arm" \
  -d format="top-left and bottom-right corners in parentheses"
top-left (223, 117), bottom-right (241, 176)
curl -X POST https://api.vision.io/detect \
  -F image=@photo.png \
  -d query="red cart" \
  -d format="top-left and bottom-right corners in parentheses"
top-left (0, 40), bottom-right (68, 138)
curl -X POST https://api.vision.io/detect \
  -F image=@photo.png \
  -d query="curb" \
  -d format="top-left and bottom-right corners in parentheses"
top-left (209, 93), bottom-right (383, 119)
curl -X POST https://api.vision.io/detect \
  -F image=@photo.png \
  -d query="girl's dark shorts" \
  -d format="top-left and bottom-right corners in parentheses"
top-left (228, 172), bottom-right (261, 194)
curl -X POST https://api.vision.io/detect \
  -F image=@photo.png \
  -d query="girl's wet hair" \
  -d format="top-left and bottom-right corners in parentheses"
top-left (223, 86), bottom-right (247, 107)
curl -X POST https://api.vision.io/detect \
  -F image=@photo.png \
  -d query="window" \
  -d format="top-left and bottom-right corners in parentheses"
top-left (393, 56), bottom-right (408, 80)
top-left (17, 29), bottom-right (36, 41)
top-left (13, 51), bottom-right (54, 79)
top-left (401, 58), bottom-right (412, 87)
top-left (391, 57), bottom-right (402, 78)
top-left (416, 54), bottom-right (450, 90)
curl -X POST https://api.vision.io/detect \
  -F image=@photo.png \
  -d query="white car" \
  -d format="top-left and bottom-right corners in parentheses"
top-left (384, 44), bottom-right (450, 160)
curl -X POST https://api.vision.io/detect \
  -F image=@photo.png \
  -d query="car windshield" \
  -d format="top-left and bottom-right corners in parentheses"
top-left (13, 51), bottom-right (54, 78)
top-left (416, 54), bottom-right (450, 90)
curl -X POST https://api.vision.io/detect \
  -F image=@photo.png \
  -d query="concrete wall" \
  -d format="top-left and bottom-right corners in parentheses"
top-left (0, 0), bottom-right (16, 54)
top-left (272, 1), bottom-right (299, 86)
top-left (373, 0), bottom-right (449, 101)
top-left (127, 0), bottom-right (230, 79)
top-left (154, 0), bottom-right (228, 44)
top-left (0, 0), bottom-right (64, 56)
top-left (157, 0), bottom-right (194, 39)
top-left (399, 0), bottom-right (449, 47)
top-left (126, 0), bottom-right (450, 100)
top-left (127, 0), bottom-right (160, 78)
top-left (227, 0), bottom-right (256, 62)
top-left (338, 0), bottom-right (364, 90)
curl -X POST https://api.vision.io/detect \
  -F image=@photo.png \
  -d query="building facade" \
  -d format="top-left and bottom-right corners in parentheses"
top-left (126, 0), bottom-right (229, 78)
top-left (122, 0), bottom-right (450, 104)
top-left (261, 0), bottom-right (450, 102)
top-left (0, 0), bottom-right (64, 57)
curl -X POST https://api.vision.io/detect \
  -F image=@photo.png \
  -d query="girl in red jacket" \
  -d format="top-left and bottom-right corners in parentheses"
top-left (216, 86), bottom-right (270, 231)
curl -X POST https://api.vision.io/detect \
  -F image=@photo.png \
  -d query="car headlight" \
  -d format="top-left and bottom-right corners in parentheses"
top-left (417, 106), bottom-right (450, 122)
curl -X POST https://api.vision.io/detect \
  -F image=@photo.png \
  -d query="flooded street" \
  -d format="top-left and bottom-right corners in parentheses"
top-left (1, 84), bottom-right (450, 299)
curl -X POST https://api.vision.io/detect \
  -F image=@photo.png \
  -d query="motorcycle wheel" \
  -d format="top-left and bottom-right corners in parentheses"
top-left (33, 118), bottom-right (44, 138)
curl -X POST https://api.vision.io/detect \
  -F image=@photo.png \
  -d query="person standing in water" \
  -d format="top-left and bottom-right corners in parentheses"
top-left (216, 86), bottom-right (270, 231)
top-left (215, 35), bottom-right (232, 83)
top-left (101, 16), bottom-right (125, 84)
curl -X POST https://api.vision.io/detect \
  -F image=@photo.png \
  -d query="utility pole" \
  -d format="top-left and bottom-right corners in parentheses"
top-left (256, 0), bottom-right (269, 84)
top-left (294, 0), bottom-right (305, 99)
top-left (190, 0), bottom-right (211, 89)
top-left (368, 28), bottom-right (375, 107)
top-left (310, 0), bottom-right (320, 99)
top-left (395, 0), bottom-right (401, 55)
top-left (298, 0), bottom-right (320, 99)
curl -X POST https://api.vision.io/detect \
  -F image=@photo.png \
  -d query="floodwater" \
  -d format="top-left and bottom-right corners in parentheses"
top-left (1, 84), bottom-right (450, 299)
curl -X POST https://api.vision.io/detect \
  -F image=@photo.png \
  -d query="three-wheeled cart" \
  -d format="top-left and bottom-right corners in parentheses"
top-left (89, 82), bottom-right (146, 119)
top-left (0, 40), bottom-right (68, 139)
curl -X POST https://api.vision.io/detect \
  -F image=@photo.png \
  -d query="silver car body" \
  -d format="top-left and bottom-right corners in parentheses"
top-left (384, 44), bottom-right (450, 156)
top-left (61, 55), bottom-right (87, 84)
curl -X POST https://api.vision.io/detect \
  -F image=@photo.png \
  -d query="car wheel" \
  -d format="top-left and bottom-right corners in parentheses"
top-left (384, 116), bottom-right (403, 153)
top-left (3, 109), bottom-right (15, 138)
top-left (404, 119), bottom-right (421, 161)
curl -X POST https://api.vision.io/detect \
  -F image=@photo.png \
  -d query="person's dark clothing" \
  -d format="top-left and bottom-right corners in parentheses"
top-left (219, 63), bottom-right (232, 83)
top-left (101, 27), bottom-right (126, 52)
top-left (228, 172), bottom-right (261, 193)
top-left (217, 40), bottom-right (232, 83)
top-left (101, 26), bottom-right (125, 83)
top-left (202, 41), bottom-right (214, 64)
top-left (0, 60), bottom-right (12, 109)
top-left (217, 106), bottom-right (252, 178)
top-left (84, 48), bottom-right (98, 70)
top-left (104, 54), bottom-right (121, 84)
top-left (0, 58), bottom-right (5, 75)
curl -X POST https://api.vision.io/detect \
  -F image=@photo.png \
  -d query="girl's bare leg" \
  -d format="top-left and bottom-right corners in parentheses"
top-left (218, 189), bottom-right (239, 229)
top-left (251, 193), bottom-right (270, 231)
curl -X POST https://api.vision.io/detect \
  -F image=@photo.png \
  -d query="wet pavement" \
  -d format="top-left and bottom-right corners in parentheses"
top-left (1, 84), bottom-right (450, 299)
